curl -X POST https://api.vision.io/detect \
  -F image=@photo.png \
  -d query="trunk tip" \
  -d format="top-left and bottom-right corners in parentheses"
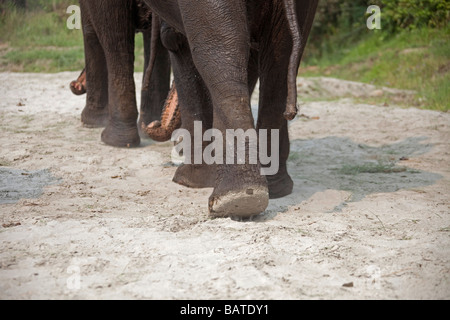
top-left (284, 104), bottom-right (298, 121)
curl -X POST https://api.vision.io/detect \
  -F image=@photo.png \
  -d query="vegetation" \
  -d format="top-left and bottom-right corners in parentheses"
top-left (301, 26), bottom-right (449, 111)
top-left (338, 162), bottom-right (408, 175)
top-left (0, 0), bottom-right (448, 110)
top-left (302, 0), bottom-right (449, 111)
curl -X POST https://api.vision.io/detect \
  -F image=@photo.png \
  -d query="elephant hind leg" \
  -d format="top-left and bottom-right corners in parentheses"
top-left (81, 0), bottom-right (140, 147)
top-left (256, 13), bottom-right (294, 199)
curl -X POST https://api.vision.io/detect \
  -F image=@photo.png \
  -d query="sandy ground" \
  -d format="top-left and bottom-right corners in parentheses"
top-left (0, 72), bottom-right (449, 300)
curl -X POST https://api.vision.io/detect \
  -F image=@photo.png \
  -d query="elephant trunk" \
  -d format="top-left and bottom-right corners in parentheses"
top-left (283, 0), bottom-right (301, 121)
top-left (143, 14), bottom-right (161, 91)
top-left (142, 81), bottom-right (181, 142)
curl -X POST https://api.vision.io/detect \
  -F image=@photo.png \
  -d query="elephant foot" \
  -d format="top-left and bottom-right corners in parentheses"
top-left (101, 123), bottom-right (140, 148)
top-left (267, 170), bottom-right (294, 199)
top-left (208, 165), bottom-right (269, 219)
top-left (173, 164), bottom-right (216, 188)
top-left (81, 106), bottom-right (109, 128)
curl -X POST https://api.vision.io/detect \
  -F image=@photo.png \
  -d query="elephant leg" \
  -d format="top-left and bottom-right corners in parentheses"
top-left (80, 0), bottom-right (140, 147)
top-left (166, 31), bottom-right (216, 188)
top-left (256, 8), bottom-right (293, 199)
top-left (179, 0), bottom-right (269, 217)
top-left (257, 70), bottom-right (293, 199)
top-left (79, 2), bottom-right (109, 128)
top-left (138, 28), bottom-right (171, 138)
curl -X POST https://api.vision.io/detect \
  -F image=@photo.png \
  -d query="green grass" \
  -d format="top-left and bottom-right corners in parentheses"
top-left (0, 6), bottom-right (145, 72)
top-left (338, 162), bottom-right (408, 175)
top-left (301, 27), bottom-right (450, 111)
top-left (0, 7), bottom-right (85, 72)
top-left (3, 47), bottom-right (83, 72)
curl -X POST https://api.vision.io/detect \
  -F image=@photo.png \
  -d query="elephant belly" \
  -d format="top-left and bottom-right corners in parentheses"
top-left (143, 0), bottom-right (185, 34)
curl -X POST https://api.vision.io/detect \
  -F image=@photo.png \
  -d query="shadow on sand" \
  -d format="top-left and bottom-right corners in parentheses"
top-left (0, 168), bottom-right (59, 204)
top-left (257, 136), bottom-right (442, 220)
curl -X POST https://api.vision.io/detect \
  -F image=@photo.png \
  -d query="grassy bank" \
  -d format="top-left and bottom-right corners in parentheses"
top-left (0, 5), bottom-right (145, 73)
top-left (0, 6), bottom-right (84, 72)
top-left (301, 27), bottom-right (449, 111)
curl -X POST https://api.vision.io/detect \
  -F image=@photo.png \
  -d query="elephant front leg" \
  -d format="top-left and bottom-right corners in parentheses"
top-left (79, 5), bottom-right (109, 128)
top-left (84, 0), bottom-right (140, 148)
top-left (100, 49), bottom-right (140, 148)
top-left (178, 0), bottom-right (269, 218)
top-left (206, 97), bottom-right (269, 218)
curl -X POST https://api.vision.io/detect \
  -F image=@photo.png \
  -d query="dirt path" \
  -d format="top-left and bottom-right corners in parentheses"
top-left (0, 72), bottom-right (449, 299)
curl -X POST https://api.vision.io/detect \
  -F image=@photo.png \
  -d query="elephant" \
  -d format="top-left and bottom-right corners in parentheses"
top-left (140, 0), bottom-right (318, 217)
top-left (70, 65), bottom-right (181, 141)
top-left (78, 0), bottom-right (318, 217)
top-left (78, 0), bottom-right (171, 145)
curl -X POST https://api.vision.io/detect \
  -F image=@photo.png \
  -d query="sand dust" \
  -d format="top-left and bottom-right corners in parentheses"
top-left (0, 72), bottom-right (449, 299)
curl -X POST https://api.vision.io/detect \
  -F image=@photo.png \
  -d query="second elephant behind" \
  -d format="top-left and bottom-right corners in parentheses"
top-left (78, 0), bottom-right (171, 145)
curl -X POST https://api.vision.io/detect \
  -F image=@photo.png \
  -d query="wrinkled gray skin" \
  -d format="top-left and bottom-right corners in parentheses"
top-left (74, 28), bottom-right (171, 139)
top-left (79, 0), bottom-right (170, 146)
top-left (79, 0), bottom-right (318, 217)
